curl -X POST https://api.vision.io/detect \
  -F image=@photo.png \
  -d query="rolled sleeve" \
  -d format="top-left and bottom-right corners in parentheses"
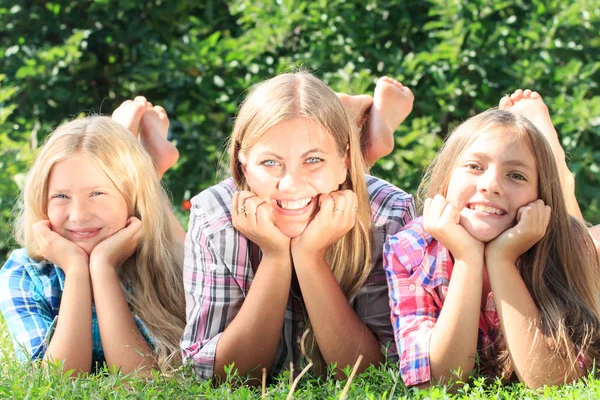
top-left (0, 256), bottom-right (55, 362)
top-left (180, 202), bottom-right (245, 379)
top-left (384, 235), bottom-right (439, 386)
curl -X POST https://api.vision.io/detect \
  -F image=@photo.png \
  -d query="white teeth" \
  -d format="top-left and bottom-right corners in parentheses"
top-left (469, 204), bottom-right (504, 215)
top-left (278, 198), bottom-right (312, 210)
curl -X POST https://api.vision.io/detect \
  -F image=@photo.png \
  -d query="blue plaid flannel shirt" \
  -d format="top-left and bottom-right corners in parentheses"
top-left (0, 248), bottom-right (152, 369)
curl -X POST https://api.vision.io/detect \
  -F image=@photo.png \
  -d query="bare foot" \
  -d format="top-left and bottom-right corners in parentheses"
top-left (363, 77), bottom-right (414, 166)
top-left (112, 96), bottom-right (179, 178)
top-left (138, 98), bottom-right (179, 178)
top-left (111, 98), bottom-right (147, 136)
top-left (499, 89), bottom-right (567, 173)
top-left (337, 93), bottom-right (373, 131)
top-left (500, 89), bottom-right (583, 221)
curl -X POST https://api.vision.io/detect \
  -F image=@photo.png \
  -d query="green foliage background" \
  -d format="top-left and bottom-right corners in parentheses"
top-left (1, 0), bottom-right (599, 257)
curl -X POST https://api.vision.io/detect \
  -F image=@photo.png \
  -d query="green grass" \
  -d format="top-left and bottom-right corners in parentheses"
top-left (1, 316), bottom-right (599, 399)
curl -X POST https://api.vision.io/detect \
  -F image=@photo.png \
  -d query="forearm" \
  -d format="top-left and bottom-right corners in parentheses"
top-left (294, 256), bottom-right (383, 375)
top-left (429, 258), bottom-right (483, 384)
top-left (43, 270), bottom-right (93, 375)
top-left (214, 255), bottom-right (292, 381)
top-left (90, 267), bottom-right (154, 374)
top-left (487, 260), bottom-right (581, 388)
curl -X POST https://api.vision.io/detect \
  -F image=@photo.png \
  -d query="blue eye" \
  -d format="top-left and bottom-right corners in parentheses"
top-left (306, 157), bottom-right (323, 164)
top-left (52, 194), bottom-right (68, 199)
top-left (262, 160), bottom-right (278, 167)
top-left (91, 191), bottom-right (105, 196)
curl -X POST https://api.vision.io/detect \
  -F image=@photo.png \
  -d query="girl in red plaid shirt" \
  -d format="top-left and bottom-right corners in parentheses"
top-left (384, 90), bottom-right (600, 388)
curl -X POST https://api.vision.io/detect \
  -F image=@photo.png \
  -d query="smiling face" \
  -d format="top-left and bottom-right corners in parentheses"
top-left (46, 152), bottom-right (129, 255)
top-left (445, 127), bottom-right (539, 242)
top-left (241, 118), bottom-right (348, 238)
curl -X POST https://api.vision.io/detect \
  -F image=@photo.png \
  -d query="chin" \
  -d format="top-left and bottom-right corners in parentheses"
top-left (461, 222), bottom-right (506, 243)
top-left (277, 223), bottom-right (309, 239)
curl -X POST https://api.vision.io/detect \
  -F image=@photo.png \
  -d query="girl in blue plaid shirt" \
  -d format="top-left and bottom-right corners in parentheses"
top-left (0, 98), bottom-right (185, 375)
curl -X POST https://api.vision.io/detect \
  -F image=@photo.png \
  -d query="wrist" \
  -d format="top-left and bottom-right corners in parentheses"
top-left (451, 247), bottom-right (484, 267)
top-left (484, 250), bottom-right (518, 269)
top-left (290, 248), bottom-right (326, 268)
top-left (89, 261), bottom-right (119, 280)
top-left (261, 251), bottom-right (292, 267)
top-left (63, 266), bottom-right (91, 280)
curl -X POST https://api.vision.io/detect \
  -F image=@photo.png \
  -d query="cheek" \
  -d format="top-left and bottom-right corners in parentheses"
top-left (46, 205), bottom-right (64, 228)
top-left (244, 167), bottom-right (278, 197)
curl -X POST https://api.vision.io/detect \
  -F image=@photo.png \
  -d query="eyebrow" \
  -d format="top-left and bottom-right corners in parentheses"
top-left (301, 148), bottom-right (326, 157)
top-left (48, 186), bottom-right (111, 193)
top-left (255, 148), bottom-right (327, 159)
top-left (468, 152), bottom-right (536, 173)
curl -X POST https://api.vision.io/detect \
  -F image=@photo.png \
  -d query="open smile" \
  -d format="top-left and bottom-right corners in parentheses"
top-left (274, 197), bottom-right (315, 216)
top-left (465, 203), bottom-right (507, 216)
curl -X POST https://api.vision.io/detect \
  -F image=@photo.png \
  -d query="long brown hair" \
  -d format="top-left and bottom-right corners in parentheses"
top-left (15, 117), bottom-right (186, 371)
top-left (419, 109), bottom-right (600, 381)
top-left (229, 72), bottom-right (372, 374)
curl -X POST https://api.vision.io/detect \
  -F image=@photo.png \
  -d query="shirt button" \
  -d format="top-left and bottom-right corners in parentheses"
top-left (209, 264), bottom-right (218, 271)
top-left (408, 284), bottom-right (416, 291)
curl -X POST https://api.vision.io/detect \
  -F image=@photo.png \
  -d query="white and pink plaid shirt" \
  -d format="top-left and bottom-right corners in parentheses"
top-left (181, 175), bottom-right (415, 379)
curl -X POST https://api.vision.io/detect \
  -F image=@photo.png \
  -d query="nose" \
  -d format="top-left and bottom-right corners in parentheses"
top-left (276, 167), bottom-right (304, 192)
top-left (477, 168), bottom-right (503, 196)
top-left (68, 199), bottom-right (92, 222)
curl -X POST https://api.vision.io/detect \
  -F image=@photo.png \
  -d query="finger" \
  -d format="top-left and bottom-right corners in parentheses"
top-left (331, 191), bottom-right (348, 214)
top-left (126, 216), bottom-right (143, 233)
top-left (347, 191), bottom-right (358, 215)
top-left (543, 205), bottom-right (551, 231)
top-left (429, 194), bottom-right (448, 219)
top-left (423, 198), bottom-right (432, 215)
top-left (440, 201), bottom-right (457, 223)
top-left (232, 192), bottom-right (240, 216)
top-left (242, 196), bottom-right (265, 217)
top-left (32, 220), bottom-right (53, 239)
top-left (318, 193), bottom-right (335, 215)
top-left (237, 191), bottom-right (258, 206)
top-left (256, 201), bottom-right (274, 226)
top-left (236, 191), bottom-right (259, 216)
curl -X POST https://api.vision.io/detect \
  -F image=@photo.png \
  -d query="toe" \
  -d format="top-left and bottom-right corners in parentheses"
top-left (511, 89), bottom-right (524, 101)
top-left (499, 94), bottom-right (514, 109)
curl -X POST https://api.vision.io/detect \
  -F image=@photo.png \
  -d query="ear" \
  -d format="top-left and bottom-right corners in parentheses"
top-left (337, 144), bottom-right (350, 186)
top-left (238, 153), bottom-right (248, 175)
top-left (344, 143), bottom-right (350, 169)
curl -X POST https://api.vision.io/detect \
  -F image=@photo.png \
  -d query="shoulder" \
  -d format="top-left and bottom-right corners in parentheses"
top-left (366, 175), bottom-right (413, 209)
top-left (191, 178), bottom-right (236, 215)
top-left (0, 248), bottom-right (55, 294)
top-left (366, 175), bottom-right (415, 224)
top-left (188, 178), bottom-right (237, 236)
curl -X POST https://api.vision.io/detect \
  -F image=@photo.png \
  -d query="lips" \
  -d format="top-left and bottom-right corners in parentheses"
top-left (68, 228), bottom-right (101, 239)
top-left (273, 196), bottom-right (315, 216)
top-left (466, 202), bottom-right (507, 216)
top-left (276, 197), bottom-right (313, 210)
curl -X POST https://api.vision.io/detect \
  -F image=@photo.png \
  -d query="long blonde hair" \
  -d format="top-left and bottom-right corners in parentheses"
top-left (229, 72), bottom-right (373, 374)
top-left (419, 109), bottom-right (600, 381)
top-left (14, 116), bottom-right (185, 371)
